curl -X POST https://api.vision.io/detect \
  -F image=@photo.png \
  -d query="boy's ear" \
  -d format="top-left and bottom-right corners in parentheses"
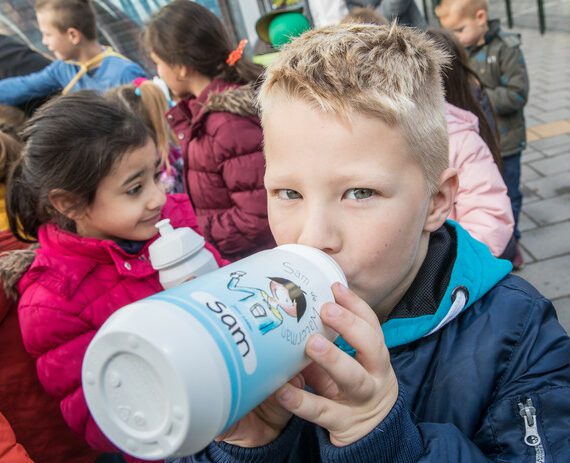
top-left (65, 27), bottom-right (82, 46)
top-left (48, 189), bottom-right (84, 220)
top-left (424, 168), bottom-right (458, 232)
top-left (475, 8), bottom-right (488, 25)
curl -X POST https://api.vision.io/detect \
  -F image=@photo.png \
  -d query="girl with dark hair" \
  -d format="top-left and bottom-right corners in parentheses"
top-left (3, 91), bottom-right (225, 459)
top-left (425, 28), bottom-right (514, 258)
top-left (144, 0), bottom-right (275, 262)
top-left (426, 28), bottom-right (501, 168)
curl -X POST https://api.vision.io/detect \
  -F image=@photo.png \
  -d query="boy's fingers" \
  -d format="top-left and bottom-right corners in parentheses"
top-left (276, 383), bottom-right (340, 431)
top-left (320, 302), bottom-right (387, 376)
top-left (332, 282), bottom-right (381, 331)
top-left (304, 334), bottom-right (377, 402)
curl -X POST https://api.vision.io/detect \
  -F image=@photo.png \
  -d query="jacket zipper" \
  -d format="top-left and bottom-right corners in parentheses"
top-left (518, 398), bottom-right (546, 463)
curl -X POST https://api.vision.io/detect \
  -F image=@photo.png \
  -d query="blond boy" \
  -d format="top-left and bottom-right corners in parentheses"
top-left (436, 0), bottom-right (529, 266)
top-left (174, 24), bottom-right (569, 463)
top-left (0, 0), bottom-right (146, 107)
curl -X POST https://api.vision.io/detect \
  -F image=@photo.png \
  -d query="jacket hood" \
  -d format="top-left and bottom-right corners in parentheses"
top-left (336, 221), bottom-right (512, 353)
top-left (190, 79), bottom-right (259, 121)
top-left (486, 18), bottom-right (501, 42)
top-left (0, 246), bottom-right (37, 301)
top-left (382, 221), bottom-right (512, 347)
top-left (203, 83), bottom-right (258, 118)
top-left (445, 102), bottom-right (480, 136)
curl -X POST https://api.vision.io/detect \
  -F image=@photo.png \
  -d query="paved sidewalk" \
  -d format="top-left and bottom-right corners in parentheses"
top-left (498, 24), bottom-right (570, 333)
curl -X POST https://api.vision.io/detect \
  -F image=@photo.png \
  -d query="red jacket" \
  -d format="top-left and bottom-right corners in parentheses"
top-left (0, 231), bottom-right (99, 463)
top-left (15, 195), bottom-right (225, 460)
top-left (166, 79), bottom-right (275, 261)
top-left (0, 413), bottom-right (33, 463)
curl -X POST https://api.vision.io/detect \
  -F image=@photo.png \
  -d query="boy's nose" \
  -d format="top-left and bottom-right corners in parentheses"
top-left (296, 207), bottom-right (341, 255)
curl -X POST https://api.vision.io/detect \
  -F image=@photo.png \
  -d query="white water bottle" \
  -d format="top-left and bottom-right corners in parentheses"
top-left (149, 219), bottom-right (219, 289)
top-left (82, 244), bottom-right (346, 460)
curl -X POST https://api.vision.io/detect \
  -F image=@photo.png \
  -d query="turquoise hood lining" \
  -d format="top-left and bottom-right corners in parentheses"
top-left (335, 221), bottom-right (512, 353)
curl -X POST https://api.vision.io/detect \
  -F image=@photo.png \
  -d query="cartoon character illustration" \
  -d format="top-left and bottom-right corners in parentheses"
top-left (227, 271), bottom-right (307, 335)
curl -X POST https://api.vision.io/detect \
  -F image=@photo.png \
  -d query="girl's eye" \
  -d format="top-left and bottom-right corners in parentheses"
top-left (276, 189), bottom-right (302, 200)
top-left (126, 184), bottom-right (142, 196)
top-left (344, 188), bottom-right (374, 200)
top-left (154, 170), bottom-right (162, 182)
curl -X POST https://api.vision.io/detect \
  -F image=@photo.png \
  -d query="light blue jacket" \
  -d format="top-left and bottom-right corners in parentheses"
top-left (0, 54), bottom-right (146, 105)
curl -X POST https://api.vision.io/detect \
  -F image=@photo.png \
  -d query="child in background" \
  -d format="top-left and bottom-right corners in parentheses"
top-left (436, 0), bottom-right (529, 268)
top-left (105, 80), bottom-right (184, 193)
top-left (341, 6), bottom-right (388, 25)
top-left (426, 28), bottom-right (514, 257)
top-left (5, 92), bottom-right (225, 461)
top-left (0, 0), bottom-right (146, 107)
top-left (144, 0), bottom-right (275, 261)
top-left (173, 24), bottom-right (569, 462)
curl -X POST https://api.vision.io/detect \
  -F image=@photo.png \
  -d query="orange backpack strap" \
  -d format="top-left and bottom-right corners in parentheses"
top-left (62, 47), bottom-right (129, 95)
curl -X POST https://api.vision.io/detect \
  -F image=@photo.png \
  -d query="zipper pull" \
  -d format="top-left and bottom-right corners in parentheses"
top-left (518, 398), bottom-right (541, 447)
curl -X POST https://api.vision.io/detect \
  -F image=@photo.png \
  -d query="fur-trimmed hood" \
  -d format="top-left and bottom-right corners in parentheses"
top-left (0, 245), bottom-right (36, 302)
top-left (202, 82), bottom-right (259, 118)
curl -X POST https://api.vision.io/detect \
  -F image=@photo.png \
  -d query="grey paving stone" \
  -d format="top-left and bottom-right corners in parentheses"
top-left (524, 171), bottom-right (570, 199)
top-left (515, 255), bottom-right (570, 300)
top-left (518, 211), bottom-right (539, 232)
top-left (521, 150), bottom-right (544, 162)
top-left (540, 144), bottom-right (570, 158)
top-left (539, 108), bottom-right (570, 123)
top-left (521, 163), bottom-right (542, 182)
top-left (552, 296), bottom-right (570, 335)
top-left (519, 242), bottom-right (535, 263)
top-left (518, 221), bottom-right (570, 260)
top-left (523, 194), bottom-right (570, 225)
top-left (528, 134), bottom-right (570, 151)
top-left (521, 184), bottom-right (542, 203)
top-left (529, 152), bottom-right (570, 176)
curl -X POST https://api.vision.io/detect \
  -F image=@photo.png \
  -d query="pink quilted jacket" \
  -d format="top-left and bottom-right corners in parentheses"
top-left (446, 103), bottom-right (514, 257)
top-left (16, 194), bottom-right (226, 460)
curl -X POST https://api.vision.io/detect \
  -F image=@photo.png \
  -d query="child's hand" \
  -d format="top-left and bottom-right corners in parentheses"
top-left (215, 375), bottom-right (303, 448)
top-left (275, 282), bottom-right (399, 447)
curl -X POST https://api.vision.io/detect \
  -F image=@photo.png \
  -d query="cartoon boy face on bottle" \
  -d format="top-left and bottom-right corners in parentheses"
top-left (227, 272), bottom-right (307, 335)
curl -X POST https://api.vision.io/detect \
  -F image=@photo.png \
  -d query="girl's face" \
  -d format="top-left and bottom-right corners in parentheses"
top-left (150, 52), bottom-right (190, 100)
top-left (74, 138), bottom-right (167, 242)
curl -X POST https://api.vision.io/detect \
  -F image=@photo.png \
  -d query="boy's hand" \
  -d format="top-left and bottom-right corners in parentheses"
top-left (215, 375), bottom-right (303, 447)
top-left (275, 282), bottom-right (399, 447)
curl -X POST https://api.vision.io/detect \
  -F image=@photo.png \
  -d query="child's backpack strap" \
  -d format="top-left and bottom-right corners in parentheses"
top-left (62, 47), bottom-right (129, 95)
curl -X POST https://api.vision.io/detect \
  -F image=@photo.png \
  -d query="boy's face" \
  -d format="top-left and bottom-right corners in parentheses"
top-left (264, 98), bottom-right (447, 318)
top-left (37, 10), bottom-right (78, 60)
top-left (439, 9), bottom-right (488, 47)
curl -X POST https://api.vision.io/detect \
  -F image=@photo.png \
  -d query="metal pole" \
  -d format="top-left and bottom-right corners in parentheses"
top-left (505, 0), bottom-right (513, 28)
top-left (422, 0), bottom-right (429, 24)
top-left (537, 0), bottom-right (546, 34)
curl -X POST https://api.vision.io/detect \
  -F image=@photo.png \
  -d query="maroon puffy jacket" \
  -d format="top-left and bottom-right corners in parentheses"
top-left (166, 79), bottom-right (275, 261)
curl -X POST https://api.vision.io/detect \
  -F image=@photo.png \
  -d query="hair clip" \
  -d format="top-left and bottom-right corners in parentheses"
top-left (134, 87), bottom-right (142, 96)
top-left (226, 39), bottom-right (248, 66)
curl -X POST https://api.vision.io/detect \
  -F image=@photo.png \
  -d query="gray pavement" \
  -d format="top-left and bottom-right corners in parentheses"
top-left (493, 17), bottom-right (570, 334)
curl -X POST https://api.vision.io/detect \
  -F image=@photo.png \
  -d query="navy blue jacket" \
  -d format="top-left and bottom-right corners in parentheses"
top-left (176, 221), bottom-right (570, 462)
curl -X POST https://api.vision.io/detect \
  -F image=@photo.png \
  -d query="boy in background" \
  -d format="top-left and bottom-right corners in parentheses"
top-left (173, 23), bottom-right (569, 463)
top-left (436, 0), bottom-right (529, 268)
top-left (0, 0), bottom-right (146, 107)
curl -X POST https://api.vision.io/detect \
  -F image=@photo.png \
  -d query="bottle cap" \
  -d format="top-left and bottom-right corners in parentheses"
top-left (83, 300), bottom-right (231, 459)
top-left (149, 219), bottom-right (206, 270)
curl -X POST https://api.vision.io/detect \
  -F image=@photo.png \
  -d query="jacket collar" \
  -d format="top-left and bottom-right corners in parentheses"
top-left (336, 221), bottom-right (512, 353)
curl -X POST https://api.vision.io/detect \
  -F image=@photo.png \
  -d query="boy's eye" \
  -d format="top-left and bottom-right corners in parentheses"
top-left (126, 184), bottom-right (142, 196)
top-left (344, 188), bottom-right (374, 200)
top-left (276, 189), bottom-right (302, 200)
